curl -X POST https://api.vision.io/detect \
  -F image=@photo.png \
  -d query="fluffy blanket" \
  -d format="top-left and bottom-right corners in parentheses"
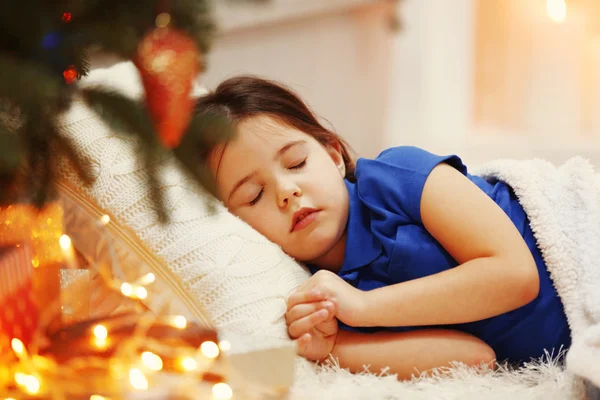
top-left (289, 157), bottom-right (600, 400)
top-left (475, 157), bottom-right (600, 390)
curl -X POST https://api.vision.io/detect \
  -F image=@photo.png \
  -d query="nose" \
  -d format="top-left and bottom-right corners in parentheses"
top-left (276, 179), bottom-right (302, 208)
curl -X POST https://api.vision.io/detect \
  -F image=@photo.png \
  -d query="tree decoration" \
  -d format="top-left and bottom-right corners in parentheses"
top-left (0, 0), bottom-right (241, 219)
top-left (134, 23), bottom-right (200, 148)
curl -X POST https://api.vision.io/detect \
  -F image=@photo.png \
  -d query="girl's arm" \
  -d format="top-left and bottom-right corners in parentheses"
top-left (357, 163), bottom-right (540, 327)
top-left (331, 328), bottom-right (496, 380)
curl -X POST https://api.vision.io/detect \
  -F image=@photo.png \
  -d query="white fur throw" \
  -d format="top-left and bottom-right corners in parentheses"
top-left (474, 157), bottom-right (600, 392)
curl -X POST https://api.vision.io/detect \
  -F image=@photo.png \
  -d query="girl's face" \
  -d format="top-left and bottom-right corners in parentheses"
top-left (212, 115), bottom-right (349, 267)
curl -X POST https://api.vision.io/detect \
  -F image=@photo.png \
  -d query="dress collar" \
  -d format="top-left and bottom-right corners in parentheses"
top-left (337, 180), bottom-right (382, 275)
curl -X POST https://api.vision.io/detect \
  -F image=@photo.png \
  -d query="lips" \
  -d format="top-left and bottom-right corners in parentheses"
top-left (291, 208), bottom-right (319, 232)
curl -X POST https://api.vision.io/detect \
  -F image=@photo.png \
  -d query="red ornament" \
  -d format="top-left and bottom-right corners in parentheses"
top-left (63, 65), bottom-right (77, 84)
top-left (62, 12), bottom-right (72, 22)
top-left (134, 27), bottom-right (200, 149)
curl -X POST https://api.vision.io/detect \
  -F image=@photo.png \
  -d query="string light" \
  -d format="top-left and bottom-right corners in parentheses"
top-left (218, 340), bottom-right (231, 352)
top-left (137, 272), bottom-right (156, 285)
top-left (129, 368), bottom-right (148, 391)
top-left (171, 315), bottom-right (187, 329)
top-left (180, 357), bottom-right (197, 372)
top-left (11, 338), bottom-right (25, 355)
top-left (120, 282), bottom-right (133, 297)
top-left (141, 351), bottom-right (163, 371)
top-left (63, 65), bottom-right (78, 84)
top-left (100, 214), bottom-right (111, 225)
top-left (134, 286), bottom-right (148, 300)
top-left (14, 373), bottom-right (41, 395)
top-left (200, 341), bottom-right (220, 359)
top-left (212, 383), bottom-right (233, 400)
top-left (93, 325), bottom-right (108, 340)
top-left (59, 234), bottom-right (72, 249)
top-left (0, 208), bottom-right (246, 399)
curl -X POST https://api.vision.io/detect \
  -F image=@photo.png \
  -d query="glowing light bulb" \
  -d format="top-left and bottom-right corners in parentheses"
top-left (141, 351), bottom-right (163, 371)
top-left (120, 282), bottom-right (133, 297)
top-left (180, 356), bottom-right (197, 371)
top-left (100, 215), bottom-right (111, 225)
top-left (139, 273), bottom-right (156, 285)
top-left (200, 341), bottom-right (220, 359)
top-left (11, 338), bottom-right (25, 355)
top-left (546, 0), bottom-right (567, 23)
top-left (219, 340), bottom-right (231, 352)
top-left (93, 324), bottom-right (108, 340)
top-left (171, 315), bottom-right (187, 329)
top-left (129, 368), bottom-right (148, 390)
top-left (59, 234), bottom-right (72, 249)
top-left (14, 372), bottom-right (27, 385)
top-left (135, 286), bottom-right (148, 299)
top-left (15, 373), bottom-right (41, 395)
top-left (212, 382), bottom-right (233, 400)
top-left (25, 376), bottom-right (41, 394)
top-left (90, 395), bottom-right (108, 400)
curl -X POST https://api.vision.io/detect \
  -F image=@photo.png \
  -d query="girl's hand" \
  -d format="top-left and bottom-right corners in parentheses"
top-left (285, 291), bottom-right (338, 361)
top-left (292, 270), bottom-right (367, 327)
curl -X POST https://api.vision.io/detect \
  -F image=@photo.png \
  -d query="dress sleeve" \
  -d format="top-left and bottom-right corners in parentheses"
top-left (354, 146), bottom-right (467, 223)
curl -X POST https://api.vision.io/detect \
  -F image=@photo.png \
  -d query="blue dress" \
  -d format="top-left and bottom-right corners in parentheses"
top-left (310, 146), bottom-right (571, 363)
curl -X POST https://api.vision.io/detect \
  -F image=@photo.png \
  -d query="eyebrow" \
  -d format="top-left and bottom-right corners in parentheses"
top-left (228, 140), bottom-right (306, 201)
top-left (274, 140), bottom-right (306, 160)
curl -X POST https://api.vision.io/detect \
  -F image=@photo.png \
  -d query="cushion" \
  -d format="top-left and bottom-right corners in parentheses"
top-left (55, 61), bottom-right (311, 338)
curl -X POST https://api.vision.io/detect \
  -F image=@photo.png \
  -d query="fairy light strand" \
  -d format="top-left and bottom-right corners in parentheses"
top-left (1, 213), bottom-right (241, 399)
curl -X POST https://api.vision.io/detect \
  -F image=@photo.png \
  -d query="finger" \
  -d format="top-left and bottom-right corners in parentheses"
top-left (288, 309), bottom-right (329, 338)
top-left (287, 290), bottom-right (327, 311)
top-left (314, 318), bottom-right (338, 338)
top-left (296, 333), bottom-right (311, 357)
top-left (286, 301), bottom-right (333, 324)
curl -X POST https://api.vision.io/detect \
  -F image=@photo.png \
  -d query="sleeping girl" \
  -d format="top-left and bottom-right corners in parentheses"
top-left (198, 76), bottom-right (571, 379)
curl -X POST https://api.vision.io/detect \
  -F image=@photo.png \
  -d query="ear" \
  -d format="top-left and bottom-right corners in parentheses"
top-left (326, 140), bottom-right (346, 177)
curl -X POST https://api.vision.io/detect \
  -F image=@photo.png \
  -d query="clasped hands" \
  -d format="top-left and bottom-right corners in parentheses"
top-left (285, 269), bottom-right (367, 361)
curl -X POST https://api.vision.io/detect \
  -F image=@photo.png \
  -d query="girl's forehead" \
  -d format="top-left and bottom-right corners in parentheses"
top-left (236, 115), bottom-right (306, 143)
top-left (209, 115), bottom-right (310, 176)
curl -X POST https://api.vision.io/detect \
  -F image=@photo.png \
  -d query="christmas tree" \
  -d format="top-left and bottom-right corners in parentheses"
top-left (0, 0), bottom-right (243, 221)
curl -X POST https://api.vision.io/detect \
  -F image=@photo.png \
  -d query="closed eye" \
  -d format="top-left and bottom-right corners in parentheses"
top-left (249, 189), bottom-right (264, 206)
top-left (289, 159), bottom-right (306, 170)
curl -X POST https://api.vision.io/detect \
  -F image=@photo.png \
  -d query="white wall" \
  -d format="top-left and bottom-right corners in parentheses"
top-left (383, 0), bottom-right (475, 155)
top-left (201, 0), bottom-right (396, 158)
top-left (384, 0), bottom-right (600, 168)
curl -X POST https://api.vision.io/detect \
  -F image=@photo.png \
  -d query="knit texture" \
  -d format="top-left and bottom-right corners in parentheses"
top-left (55, 62), bottom-right (310, 338)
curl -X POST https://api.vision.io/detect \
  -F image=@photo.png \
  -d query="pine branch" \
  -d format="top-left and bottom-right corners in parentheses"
top-left (0, 122), bottom-right (22, 175)
top-left (81, 87), bottom-right (170, 220)
top-left (53, 127), bottom-right (95, 186)
top-left (172, 111), bottom-right (235, 197)
top-left (81, 88), bottom-right (155, 138)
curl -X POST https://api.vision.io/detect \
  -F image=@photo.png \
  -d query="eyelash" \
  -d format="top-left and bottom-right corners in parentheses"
top-left (249, 189), bottom-right (264, 206)
top-left (247, 159), bottom-right (307, 206)
top-left (290, 159), bottom-right (306, 170)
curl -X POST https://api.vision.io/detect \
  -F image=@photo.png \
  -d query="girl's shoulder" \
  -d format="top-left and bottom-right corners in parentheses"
top-left (353, 146), bottom-right (467, 222)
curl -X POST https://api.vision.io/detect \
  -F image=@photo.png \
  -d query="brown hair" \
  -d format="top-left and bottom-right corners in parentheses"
top-left (195, 76), bottom-right (356, 182)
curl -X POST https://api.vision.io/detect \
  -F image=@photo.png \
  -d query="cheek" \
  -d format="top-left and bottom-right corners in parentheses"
top-left (230, 205), bottom-right (282, 239)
